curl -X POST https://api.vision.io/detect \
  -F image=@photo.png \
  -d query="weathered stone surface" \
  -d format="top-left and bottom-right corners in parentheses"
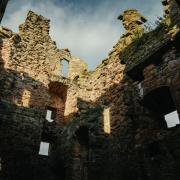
top-left (0, 1), bottom-right (180, 180)
top-left (120, 0), bottom-right (180, 81)
top-left (118, 9), bottom-right (147, 33)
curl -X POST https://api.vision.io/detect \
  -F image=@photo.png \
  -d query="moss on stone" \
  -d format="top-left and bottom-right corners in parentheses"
top-left (120, 21), bottom-right (170, 66)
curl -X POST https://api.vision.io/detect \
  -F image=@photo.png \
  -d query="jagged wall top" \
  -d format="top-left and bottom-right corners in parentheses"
top-left (118, 9), bottom-right (147, 33)
top-left (162, 0), bottom-right (180, 26)
top-left (19, 11), bottom-right (50, 35)
top-left (119, 0), bottom-right (180, 79)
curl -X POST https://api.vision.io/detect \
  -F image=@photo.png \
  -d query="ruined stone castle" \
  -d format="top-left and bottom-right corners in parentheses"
top-left (0, 0), bottom-right (180, 180)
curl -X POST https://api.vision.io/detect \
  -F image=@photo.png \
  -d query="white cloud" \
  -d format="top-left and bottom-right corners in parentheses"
top-left (1, 0), bottom-right (163, 70)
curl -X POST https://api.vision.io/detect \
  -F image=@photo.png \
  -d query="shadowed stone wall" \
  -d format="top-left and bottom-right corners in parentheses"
top-left (0, 10), bottom-right (87, 180)
top-left (0, 1), bottom-right (180, 180)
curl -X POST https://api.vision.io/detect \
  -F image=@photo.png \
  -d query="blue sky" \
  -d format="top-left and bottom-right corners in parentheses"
top-left (2, 0), bottom-right (163, 70)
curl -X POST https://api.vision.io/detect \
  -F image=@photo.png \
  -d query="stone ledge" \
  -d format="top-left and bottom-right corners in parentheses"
top-left (49, 74), bottom-right (71, 86)
top-left (0, 26), bottom-right (14, 38)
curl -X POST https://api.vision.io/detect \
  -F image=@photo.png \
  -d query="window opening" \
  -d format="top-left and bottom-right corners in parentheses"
top-left (39, 142), bottom-right (50, 156)
top-left (76, 126), bottom-right (89, 147)
top-left (142, 86), bottom-right (176, 115)
top-left (46, 107), bottom-right (56, 122)
top-left (60, 59), bottom-right (69, 77)
top-left (137, 83), bottom-right (143, 97)
top-left (164, 110), bottom-right (179, 128)
top-left (103, 107), bottom-right (111, 134)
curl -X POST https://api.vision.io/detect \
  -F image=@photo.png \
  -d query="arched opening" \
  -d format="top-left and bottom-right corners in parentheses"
top-left (75, 126), bottom-right (95, 162)
top-left (60, 59), bottom-right (69, 77)
top-left (142, 86), bottom-right (180, 128)
top-left (74, 127), bottom-right (89, 180)
top-left (76, 126), bottom-right (89, 147)
top-left (142, 86), bottom-right (175, 115)
top-left (48, 82), bottom-right (68, 124)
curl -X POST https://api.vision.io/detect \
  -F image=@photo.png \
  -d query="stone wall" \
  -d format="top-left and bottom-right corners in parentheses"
top-left (0, 100), bottom-right (44, 179)
top-left (0, 10), bottom-right (88, 118)
top-left (0, 10), bottom-right (88, 180)
top-left (0, 1), bottom-right (180, 180)
top-left (53, 2), bottom-right (180, 180)
top-left (51, 8), bottom-right (164, 180)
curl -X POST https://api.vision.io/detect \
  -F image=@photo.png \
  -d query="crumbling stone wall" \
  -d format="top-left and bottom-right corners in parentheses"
top-left (0, 1), bottom-right (180, 180)
top-left (62, 9), bottom-right (147, 118)
top-left (0, 10), bottom-right (87, 180)
top-left (53, 2), bottom-right (180, 180)
top-left (0, 100), bottom-right (44, 176)
top-left (163, 0), bottom-right (180, 26)
top-left (0, 10), bottom-right (87, 115)
top-left (52, 8), bottom-right (166, 180)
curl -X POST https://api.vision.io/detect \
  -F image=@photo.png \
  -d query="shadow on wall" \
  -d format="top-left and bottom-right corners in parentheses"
top-left (0, 37), bottom-right (65, 180)
top-left (51, 6), bottom-right (180, 179)
top-left (0, 39), bottom-right (48, 109)
top-left (54, 52), bottom-right (180, 180)
top-left (51, 80), bottom-right (142, 180)
top-left (48, 81), bottom-right (68, 124)
top-left (176, 0), bottom-right (180, 6)
top-left (0, 2), bottom-right (180, 179)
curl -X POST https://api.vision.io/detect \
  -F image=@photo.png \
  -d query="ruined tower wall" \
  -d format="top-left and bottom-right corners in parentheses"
top-left (0, 1), bottom-right (180, 180)
top-left (0, 11), bottom-right (87, 121)
top-left (55, 3), bottom-right (180, 180)
top-left (0, 10), bottom-right (87, 180)
top-left (55, 10), bottom-right (164, 180)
